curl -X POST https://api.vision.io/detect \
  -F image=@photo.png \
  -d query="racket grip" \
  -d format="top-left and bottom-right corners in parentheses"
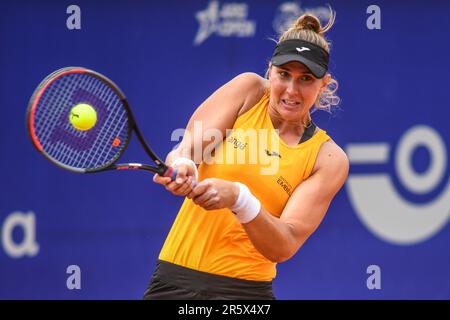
top-left (162, 166), bottom-right (198, 187)
top-left (163, 166), bottom-right (178, 181)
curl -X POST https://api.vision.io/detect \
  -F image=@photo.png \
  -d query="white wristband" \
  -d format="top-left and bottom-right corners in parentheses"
top-left (229, 182), bottom-right (261, 224)
top-left (171, 157), bottom-right (198, 182)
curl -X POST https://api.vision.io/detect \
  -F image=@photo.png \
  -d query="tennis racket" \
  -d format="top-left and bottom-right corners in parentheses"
top-left (26, 66), bottom-right (177, 179)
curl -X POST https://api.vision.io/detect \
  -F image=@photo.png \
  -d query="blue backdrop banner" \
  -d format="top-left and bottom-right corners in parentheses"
top-left (1, 0), bottom-right (449, 299)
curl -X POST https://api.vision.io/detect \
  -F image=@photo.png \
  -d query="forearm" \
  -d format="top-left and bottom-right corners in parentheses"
top-left (227, 182), bottom-right (300, 262)
top-left (191, 179), bottom-right (304, 262)
top-left (166, 146), bottom-right (194, 165)
top-left (241, 208), bottom-right (299, 263)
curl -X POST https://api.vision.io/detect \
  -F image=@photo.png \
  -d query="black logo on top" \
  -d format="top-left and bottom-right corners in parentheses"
top-left (277, 176), bottom-right (292, 196)
top-left (265, 149), bottom-right (281, 158)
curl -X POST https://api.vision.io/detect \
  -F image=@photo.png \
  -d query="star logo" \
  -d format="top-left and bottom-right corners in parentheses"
top-left (193, 0), bottom-right (255, 45)
top-left (194, 0), bottom-right (219, 45)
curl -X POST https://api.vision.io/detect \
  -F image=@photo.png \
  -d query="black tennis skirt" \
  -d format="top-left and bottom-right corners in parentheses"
top-left (143, 260), bottom-right (275, 300)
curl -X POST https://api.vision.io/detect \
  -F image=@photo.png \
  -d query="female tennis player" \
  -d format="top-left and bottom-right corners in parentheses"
top-left (144, 10), bottom-right (349, 300)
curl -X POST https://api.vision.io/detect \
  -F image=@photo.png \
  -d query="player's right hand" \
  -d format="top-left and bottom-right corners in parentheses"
top-left (153, 163), bottom-right (197, 197)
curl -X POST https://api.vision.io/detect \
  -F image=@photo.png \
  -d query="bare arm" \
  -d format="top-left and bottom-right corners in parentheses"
top-left (154, 73), bottom-right (266, 194)
top-left (242, 142), bottom-right (349, 262)
top-left (189, 141), bottom-right (349, 262)
top-left (167, 72), bottom-right (266, 165)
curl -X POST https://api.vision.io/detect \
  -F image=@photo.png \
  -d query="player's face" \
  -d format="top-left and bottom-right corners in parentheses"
top-left (268, 62), bottom-right (327, 122)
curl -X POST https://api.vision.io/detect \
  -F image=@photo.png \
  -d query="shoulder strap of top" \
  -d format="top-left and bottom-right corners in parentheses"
top-left (299, 121), bottom-right (317, 144)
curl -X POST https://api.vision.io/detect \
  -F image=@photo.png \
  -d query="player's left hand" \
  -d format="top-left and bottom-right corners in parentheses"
top-left (189, 178), bottom-right (239, 211)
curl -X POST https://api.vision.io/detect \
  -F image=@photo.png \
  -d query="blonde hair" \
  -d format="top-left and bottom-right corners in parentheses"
top-left (271, 8), bottom-right (340, 114)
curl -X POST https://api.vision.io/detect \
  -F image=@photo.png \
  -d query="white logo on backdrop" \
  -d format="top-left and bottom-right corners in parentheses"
top-left (194, 0), bottom-right (256, 45)
top-left (1, 211), bottom-right (39, 258)
top-left (346, 125), bottom-right (450, 245)
top-left (273, 2), bottom-right (331, 35)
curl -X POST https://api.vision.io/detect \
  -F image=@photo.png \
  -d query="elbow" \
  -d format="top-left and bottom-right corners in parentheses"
top-left (264, 234), bottom-right (308, 263)
top-left (267, 256), bottom-right (288, 264)
top-left (251, 221), bottom-right (311, 263)
top-left (264, 226), bottom-right (309, 263)
top-left (264, 246), bottom-right (298, 263)
top-left (265, 252), bottom-right (293, 263)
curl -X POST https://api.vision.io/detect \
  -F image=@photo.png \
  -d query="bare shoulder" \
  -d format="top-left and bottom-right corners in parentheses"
top-left (230, 73), bottom-right (268, 116)
top-left (231, 72), bottom-right (266, 90)
top-left (312, 139), bottom-right (349, 182)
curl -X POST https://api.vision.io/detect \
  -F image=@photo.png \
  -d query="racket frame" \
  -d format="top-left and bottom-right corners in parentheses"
top-left (27, 67), bottom-right (174, 178)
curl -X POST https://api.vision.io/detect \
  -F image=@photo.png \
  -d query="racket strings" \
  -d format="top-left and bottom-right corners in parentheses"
top-left (86, 98), bottom-right (127, 169)
top-left (86, 77), bottom-right (128, 169)
top-left (45, 74), bottom-right (97, 167)
top-left (32, 71), bottom-right (130, 171)
top-left (37, 75), bottom-right (78, 148)
top-left (50, 75), bottom-right (98, 166)
top-left (68, 75), bottom-right (111, 168)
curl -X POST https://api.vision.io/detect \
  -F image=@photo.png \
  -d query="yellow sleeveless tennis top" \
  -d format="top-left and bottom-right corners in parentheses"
top-left (159, 92), bottom-right (330, 281)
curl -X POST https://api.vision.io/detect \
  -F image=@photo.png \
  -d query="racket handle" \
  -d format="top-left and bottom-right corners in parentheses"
top-left (162, 166), bottom-right (197, 187)
top-left (163, 166), bottom-right (178, 181)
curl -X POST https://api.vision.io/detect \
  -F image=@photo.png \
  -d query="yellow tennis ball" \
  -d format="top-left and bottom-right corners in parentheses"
top-left (69, 103), bottom-right (97, 131)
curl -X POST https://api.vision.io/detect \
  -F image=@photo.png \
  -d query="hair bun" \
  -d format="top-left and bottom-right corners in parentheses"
top-left (294, 14), bottom-right (322, 34)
